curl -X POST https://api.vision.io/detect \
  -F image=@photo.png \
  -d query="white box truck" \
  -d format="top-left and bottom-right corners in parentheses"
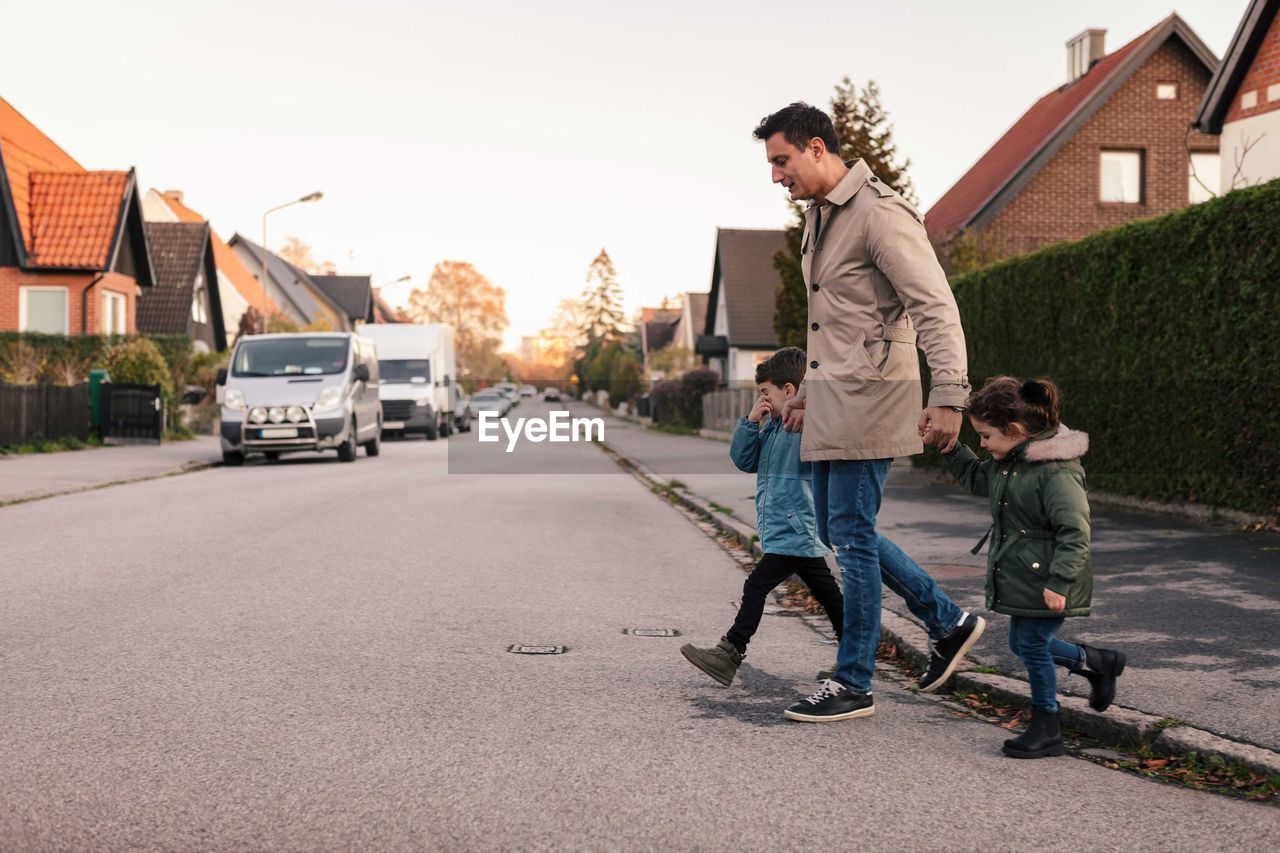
top-left (361, 323), bottom-right (456, 440)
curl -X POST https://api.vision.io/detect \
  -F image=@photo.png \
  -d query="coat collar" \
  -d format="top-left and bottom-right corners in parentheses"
top-left (1013, 425), bottom-right (1090, 463)
top-left (811, 159), bottom-right (871, 208)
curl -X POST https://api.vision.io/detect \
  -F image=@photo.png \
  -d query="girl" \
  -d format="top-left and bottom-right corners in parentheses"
top-left (944, 377), bottom-right (1125, 759)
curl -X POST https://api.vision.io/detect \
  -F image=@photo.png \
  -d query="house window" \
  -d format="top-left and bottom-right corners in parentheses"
top-left (1269, 83), bottom-right (1280, 103)
top-left (191, 271), bottom-right (207, 324)
top-left (1188, 152), bottom-right (1220, 204)
top-left (1100, 151), bottom-right (1142, 203)
top-left (1156, 82), bottom-right (1178, 100)
top-left (102, 291), bottom-right (126, 335)
top-left (1242, 90), bottom-right (1258, 110)
top-left (20, 287), bottom-right (69, 334)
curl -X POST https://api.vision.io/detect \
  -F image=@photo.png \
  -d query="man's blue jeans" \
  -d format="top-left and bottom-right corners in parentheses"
top-left (1008, 616), bottom-right (1086, 711)
top-left (813, 459), bottom-right (965, 693)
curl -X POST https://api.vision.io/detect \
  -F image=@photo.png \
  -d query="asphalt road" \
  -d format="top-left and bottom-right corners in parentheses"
top-left (2, 405), bottom-right (1277, 850)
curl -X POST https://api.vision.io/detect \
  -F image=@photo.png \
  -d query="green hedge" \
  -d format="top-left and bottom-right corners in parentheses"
top-left (942, 178), bottom-right (1280, 515)
top-left (0, 332), bottom-right (197, 433)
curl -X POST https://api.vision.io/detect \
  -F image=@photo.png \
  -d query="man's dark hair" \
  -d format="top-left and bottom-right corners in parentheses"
top-left (752, 102), bottom-right (840, 155)
top-left (755, 346), bottom-right (806, 389)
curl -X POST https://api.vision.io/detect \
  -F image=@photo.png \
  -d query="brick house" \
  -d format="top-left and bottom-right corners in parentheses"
top-left (0, 96), bottom-right (153, 335)
top-left (1194, 0), bottom-right (1280, 190)
top-left (696, 228), bottom-right (785, 385)
top-left (926, 15), bottom-right (1220, 269)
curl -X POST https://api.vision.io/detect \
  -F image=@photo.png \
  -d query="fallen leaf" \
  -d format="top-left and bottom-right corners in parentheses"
top-left (1141, 759), bottom-right (1170, 769)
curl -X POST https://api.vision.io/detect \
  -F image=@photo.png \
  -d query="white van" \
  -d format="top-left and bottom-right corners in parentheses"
top-left (360, 324), bottom-right (456, 440)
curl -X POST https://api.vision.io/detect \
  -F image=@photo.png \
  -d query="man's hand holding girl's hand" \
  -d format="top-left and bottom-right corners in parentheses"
top-left (747, 395), bottom-right (773, 424)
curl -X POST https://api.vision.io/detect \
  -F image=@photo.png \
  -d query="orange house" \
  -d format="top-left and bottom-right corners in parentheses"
top-left (0, 96), bottom-right (152, 335)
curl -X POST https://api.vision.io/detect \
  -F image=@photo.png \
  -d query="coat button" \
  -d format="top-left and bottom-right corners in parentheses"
top-left (1000, 534), bottom-right (1007, 541)
top-left (811, 322), bottom-right (820, 331)
top-left (812, 283), bottom-right (820, 292)
top-left (810, 360), bottom-right (819, 369)
top-left (870, 176), bottom-right (879, 183)
top-left (1001, 470), bottom-right (1008, 476)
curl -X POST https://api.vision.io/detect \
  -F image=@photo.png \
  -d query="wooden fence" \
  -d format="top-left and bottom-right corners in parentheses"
top-left (700, 386), bottom-right (756, 435)
top-left (0, 383), bottom-right (89, 446)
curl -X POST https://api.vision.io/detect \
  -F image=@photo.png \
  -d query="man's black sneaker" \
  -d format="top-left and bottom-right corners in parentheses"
top-left (917, 612), bottom-right (987, 693)
top-left (784, 679), bottom-right (874, 722)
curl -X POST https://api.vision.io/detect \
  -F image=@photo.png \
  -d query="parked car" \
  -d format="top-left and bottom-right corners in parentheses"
top-left (452, 383), bottom-right (473, 433)
top-left (471, 389), bottom-right (513, 417)
top-left (494, 382), bottom-right (521, 406)
top-left (543, 387), bottom-right (561, 401)
top-left (217, 332), bottom-right (382, 465)
top-left (519, 384), bottom-right (537, 397)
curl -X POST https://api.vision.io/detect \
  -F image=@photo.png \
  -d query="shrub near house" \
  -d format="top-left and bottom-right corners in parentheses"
top-left (945, 179), bottom-right (1280, 515)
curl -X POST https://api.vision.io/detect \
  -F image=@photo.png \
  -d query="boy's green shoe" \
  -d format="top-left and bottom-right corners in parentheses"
top-left (681, 637), bottom-right (743, 686)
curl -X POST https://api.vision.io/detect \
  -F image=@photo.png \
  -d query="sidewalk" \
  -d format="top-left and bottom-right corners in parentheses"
top-left (0, 437), bottom-right (222, 505)
top-left (584, 403), bottom-right (1280, 759)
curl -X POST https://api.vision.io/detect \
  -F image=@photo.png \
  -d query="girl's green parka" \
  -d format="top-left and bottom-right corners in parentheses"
top-left (945, 426), bottom-right (1093, 618)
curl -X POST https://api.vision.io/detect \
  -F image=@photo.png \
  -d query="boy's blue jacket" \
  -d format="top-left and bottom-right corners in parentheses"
top-left (730, 415), bottom-right (828, 557)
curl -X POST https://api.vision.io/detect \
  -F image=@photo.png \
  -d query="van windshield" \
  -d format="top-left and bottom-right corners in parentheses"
top-left (232, 337), bottom-right (349, 377)
top-left (380, 359), bottom-right (431, 384)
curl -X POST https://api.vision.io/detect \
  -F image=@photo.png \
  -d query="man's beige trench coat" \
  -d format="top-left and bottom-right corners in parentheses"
top-left (798, 159), bottom-right (971, 461)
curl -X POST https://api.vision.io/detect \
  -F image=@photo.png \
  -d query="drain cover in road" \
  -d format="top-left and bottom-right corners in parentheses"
top-left (508, 644), bottom-right (567, 655)
top-left (623, 628), bottom-right (681, 637)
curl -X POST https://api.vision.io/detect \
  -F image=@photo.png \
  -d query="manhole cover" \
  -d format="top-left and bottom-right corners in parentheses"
top-left (623, 628), bottom-right (681, 637)
top-left (508, 644), bottom-right (567, 655)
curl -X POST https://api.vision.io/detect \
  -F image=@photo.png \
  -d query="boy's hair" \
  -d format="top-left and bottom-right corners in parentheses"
top-left (752, 102), bottom-right (840, 156)
top-left (755, 346), bottom-right (806, 389)
top-left (966, 376), bottom-right (1062, 435)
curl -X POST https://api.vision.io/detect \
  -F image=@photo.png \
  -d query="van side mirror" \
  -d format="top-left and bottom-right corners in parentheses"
top-left (216, 368), bottom-right (227, 386)
top-left (353, 363), bottom-right (370, 382)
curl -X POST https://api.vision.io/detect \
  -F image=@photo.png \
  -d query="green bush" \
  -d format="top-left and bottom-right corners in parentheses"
top-left (103, 338), bottom-right (174, 397)
top-left (941, 178), bottom-right (1280, 515)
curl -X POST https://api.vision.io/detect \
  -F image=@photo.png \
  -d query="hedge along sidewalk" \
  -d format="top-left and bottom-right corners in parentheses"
top-left (0, 436), bottom-right (222, 506)
top-left (591, 412), bottom-right (1280, 778)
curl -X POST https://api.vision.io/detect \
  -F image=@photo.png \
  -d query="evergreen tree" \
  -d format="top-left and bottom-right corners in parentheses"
top-left (580, 248), bottom-right (626, 345)
top-left (773, 78), bottom-right (916, 348)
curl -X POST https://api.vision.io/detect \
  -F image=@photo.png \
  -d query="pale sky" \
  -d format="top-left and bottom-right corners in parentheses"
top-left (2, 1), bottom-right (1245, 349)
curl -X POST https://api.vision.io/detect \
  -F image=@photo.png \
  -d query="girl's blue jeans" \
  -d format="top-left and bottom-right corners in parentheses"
top-left (1008, 616), bottom-right (1086, 711)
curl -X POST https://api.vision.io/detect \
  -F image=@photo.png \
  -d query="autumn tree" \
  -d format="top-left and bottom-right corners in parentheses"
top-left (278, 236), bottom-right (337, 275)
top-left (773, 77), bottom-right (917, 347)
top-left (405, 261), bottom-right (509, 378)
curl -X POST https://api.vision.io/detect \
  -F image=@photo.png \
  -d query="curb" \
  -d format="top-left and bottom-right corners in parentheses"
top-left (599, 439), bottom-right (1280, 779)
top-left (0, 459), bottom-right (221, 508)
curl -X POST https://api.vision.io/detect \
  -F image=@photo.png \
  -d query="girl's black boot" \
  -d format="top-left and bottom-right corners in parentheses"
top-left (1002, 707), bottom-right (1066, 758)
top-left (1069, 644), bottom-right (1126, 712)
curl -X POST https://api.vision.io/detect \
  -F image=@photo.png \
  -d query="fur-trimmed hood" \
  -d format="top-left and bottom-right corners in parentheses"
top-left (1022, 425), bottom-right (1089, 463)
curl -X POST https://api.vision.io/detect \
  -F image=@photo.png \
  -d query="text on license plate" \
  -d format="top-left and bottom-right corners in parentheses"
top-left (261, 427), bottom-right (298, 439)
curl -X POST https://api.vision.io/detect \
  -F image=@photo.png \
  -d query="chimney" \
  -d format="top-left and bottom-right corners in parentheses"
top-left (1066, 28), bottom-right (1106, 83)
top-left (163, 189), bottom-right (184, 204)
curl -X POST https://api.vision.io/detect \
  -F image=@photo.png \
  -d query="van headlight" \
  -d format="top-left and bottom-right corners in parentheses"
top-left (286, 406), bottom-right (306, 423)
top-left (248, 407), bottom-right (268, 424)
top-left (268, 407), bottom-right (286, 424)
top-left (225, 388), bottom-right (247, 412)
top-left (313, 386), bottom-right (342, 413)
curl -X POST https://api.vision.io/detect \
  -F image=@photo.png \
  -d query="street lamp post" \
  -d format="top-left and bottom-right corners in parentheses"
top-left (372, 275), bottom-right (411, 323)
top-left (260, 191), bottom-right (323, 332)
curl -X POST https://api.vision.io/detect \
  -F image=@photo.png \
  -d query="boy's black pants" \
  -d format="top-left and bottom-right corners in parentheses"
top-left (725, 553), bottom-right (844, 653)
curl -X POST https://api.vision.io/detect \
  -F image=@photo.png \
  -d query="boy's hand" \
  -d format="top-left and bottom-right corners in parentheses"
top-left (1043, 588), bottom-right (1066, 614)
top-left (782, 396), bottom-right (805, 432)
top-left (748, 395), bottom-right (772, 424)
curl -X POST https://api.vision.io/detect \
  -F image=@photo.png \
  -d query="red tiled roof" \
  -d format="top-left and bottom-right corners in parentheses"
top-left (27, 170), bottom-right (130, 267)
top-left (925, 22), bottom-right (1162, 237)
top-left (0, 96), bottom-right (83, 253)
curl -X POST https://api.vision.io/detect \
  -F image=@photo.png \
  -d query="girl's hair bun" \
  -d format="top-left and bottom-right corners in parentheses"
top-left (1020, 380), bottom-right (1049, 405)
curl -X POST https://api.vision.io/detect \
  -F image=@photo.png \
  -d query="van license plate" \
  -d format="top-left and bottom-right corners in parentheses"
top-left (384, 421), bottom-right (405, 429)
top-left (261, 427), bottom-right (298, 439)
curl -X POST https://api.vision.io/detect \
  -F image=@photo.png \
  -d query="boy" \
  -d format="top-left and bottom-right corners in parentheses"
top-left (681, 347), bottom-right (843, 685)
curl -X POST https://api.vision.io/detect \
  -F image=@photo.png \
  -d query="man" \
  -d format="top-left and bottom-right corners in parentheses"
top-left (753, 102), bottom-right (986, 722)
